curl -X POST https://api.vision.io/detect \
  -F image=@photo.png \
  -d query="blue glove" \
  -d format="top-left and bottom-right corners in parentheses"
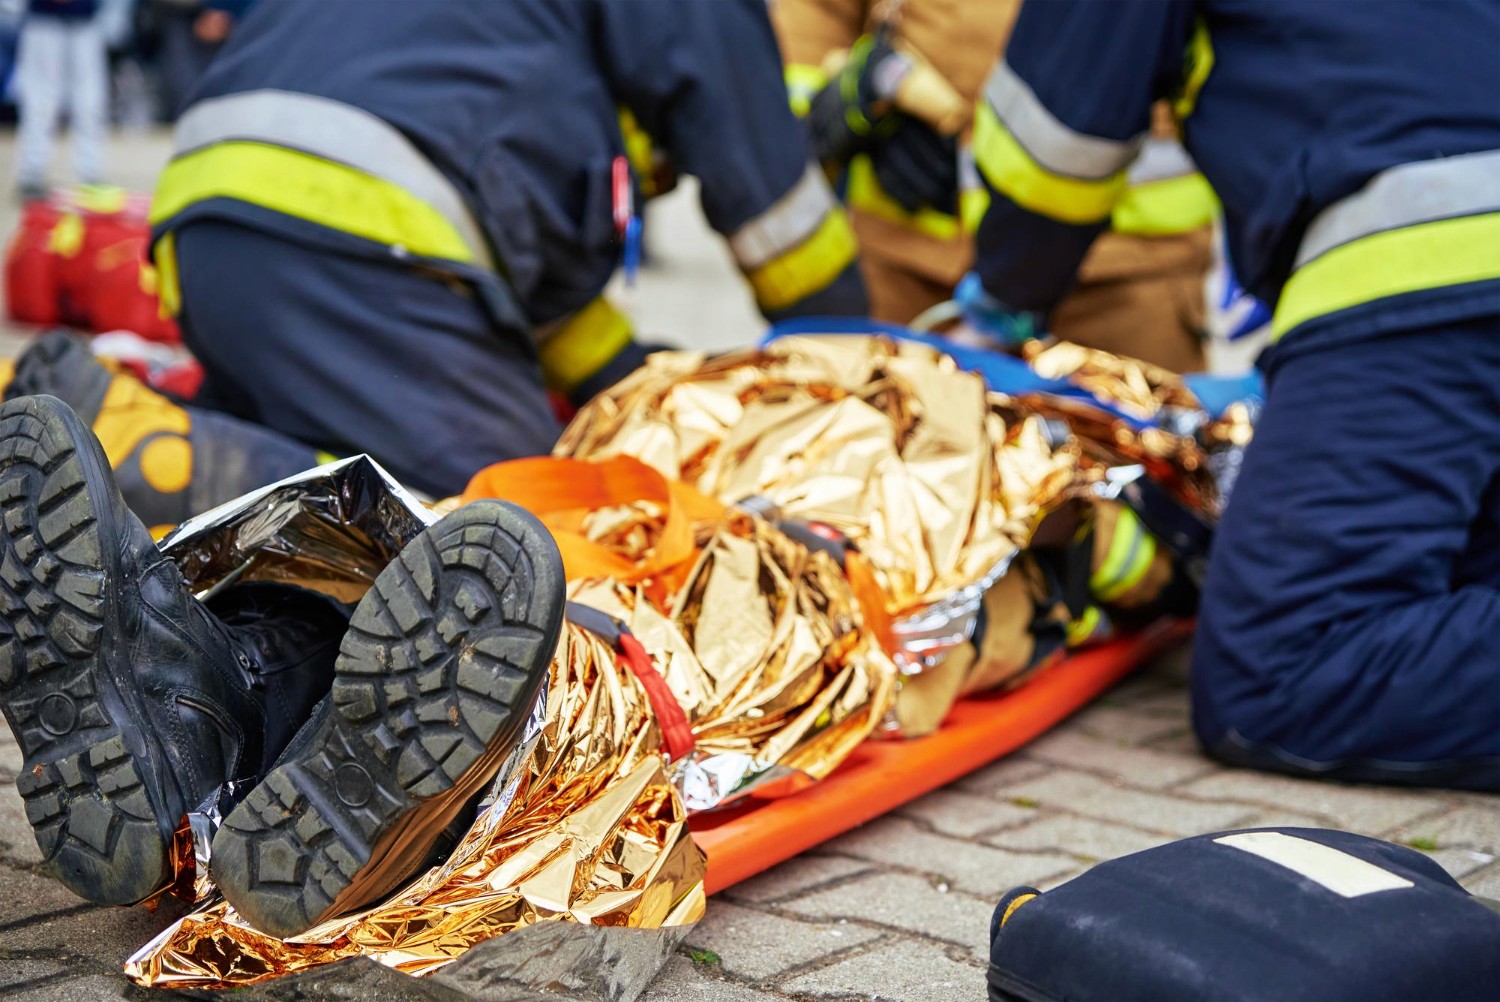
top-left (953, 272), bottom-right (1043, 348)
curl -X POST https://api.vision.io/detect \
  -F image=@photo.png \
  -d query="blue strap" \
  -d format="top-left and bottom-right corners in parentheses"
top-left (762, 319), bottom-right (1263, 424)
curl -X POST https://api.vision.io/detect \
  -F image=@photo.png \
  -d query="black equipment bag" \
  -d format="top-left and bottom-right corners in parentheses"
top-left (988, 827), bottom-right (1500, 1002)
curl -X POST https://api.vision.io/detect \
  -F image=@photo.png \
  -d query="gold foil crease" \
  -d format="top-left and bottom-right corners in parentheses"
top-left (557, 336), bottom-right (1081, 622)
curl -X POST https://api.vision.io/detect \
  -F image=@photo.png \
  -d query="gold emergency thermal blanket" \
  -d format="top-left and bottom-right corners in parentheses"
top-left (556, 335), bottom-right (1083, 638)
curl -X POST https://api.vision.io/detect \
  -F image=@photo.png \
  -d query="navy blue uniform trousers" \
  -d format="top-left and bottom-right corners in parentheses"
top-left (174, 221), bottom-right (561, 498)
top-left (1193, 316), bottom-right (1500, 790)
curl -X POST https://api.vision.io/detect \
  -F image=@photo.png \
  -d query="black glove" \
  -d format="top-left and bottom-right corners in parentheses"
top-left (805, 34), bottom-right (907, 166)
top-left (869, 115), bottom-right (958, 214)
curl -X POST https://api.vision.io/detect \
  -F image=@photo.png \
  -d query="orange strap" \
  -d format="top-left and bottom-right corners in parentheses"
top-left (462, 455), bottom-right (725, 588)
top-left (618, 632), bottom-right (696, 761)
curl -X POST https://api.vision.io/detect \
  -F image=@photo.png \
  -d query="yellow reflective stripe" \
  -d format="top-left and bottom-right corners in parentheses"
top-left (1066, 605), bottom-right (1104, 647)
top-left (151, 142), bottom-right (476, 264)
top-left (537, 296), bottom-right (635, 393)
top-left (744, 208), bottom-right (858, 311)
top-left (973, 102), bottom-right (1126, 225)
top-left (154, 230), bottom-right (180, 317)
top-left (1272, 212), bottom-right (1500, 340)
top-left (47, 212), bottom-right (84, 258)
top-left (1173, 19), bottom-right (1214, 122)
top-left (1111, 172), bottom-right (1219, 236)
top-left (785, 64), bottom-right (828, 118)
top-left (617, 107), bottom-right (656, 186)
top-left (960, 186), bottom-right (991, 233)
top-left (845, 154), bottom-right (960, 240)
top-left (1091, 508), bottom-right (1157, 603)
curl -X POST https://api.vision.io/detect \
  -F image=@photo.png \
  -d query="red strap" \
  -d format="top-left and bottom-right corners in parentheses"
top-left (617, 632), bottom-right (696, 762)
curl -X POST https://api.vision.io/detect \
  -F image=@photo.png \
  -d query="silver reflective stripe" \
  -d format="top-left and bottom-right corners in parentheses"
top-left (983, 60), bottom-right (1144, 181)
top-left (1126, 138), bottom-right (1197, 185)
top-left (1295, 149), bottom-right (1500, 268)
top-left (173, 89), bottom-right (495, 272)
top-left (729, 163), bottom-right (838, 269)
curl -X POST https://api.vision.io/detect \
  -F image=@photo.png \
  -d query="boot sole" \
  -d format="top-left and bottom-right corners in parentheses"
top-left (211, 501), bottom-right (565, 938)
top-left (0, 395), bottom-right (177, 904)
top-left (4, 331), bottom-right (112, 421)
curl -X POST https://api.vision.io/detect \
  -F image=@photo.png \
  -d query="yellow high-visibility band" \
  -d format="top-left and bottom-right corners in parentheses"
top-left (972, 102), bottom-right (1126, 225)
top-left (785, 64), bottom-right (828, 118)
top-left (960, 186), bottom-right (991, 233)
top-left (1091, 508), bottom-right (1157, 604)
top-left (1111, 172), bottom-right (1219, 236)
top-left (537, 296), bottom-right (635, 393)
top-left (617, 107), bottom-right (657, 191)
top-left (1173, 19), bottom-right (1214, 122)
top-left (151, 142), bottom-right (476, 264)
top-left (846, 154), bottom-right (960, 241)
top-left (154, 230), bottom-right (180, 317)
top-left (1272, 212), bottom-right (1500, 340)
top-left (1066, 605), bottom-right (1104, 648)
top-left (744, 208), bottom-right (858, 311)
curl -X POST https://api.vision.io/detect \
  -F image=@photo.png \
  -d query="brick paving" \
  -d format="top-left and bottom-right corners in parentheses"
top-left (1, 132), bottom-right (1497, 1000)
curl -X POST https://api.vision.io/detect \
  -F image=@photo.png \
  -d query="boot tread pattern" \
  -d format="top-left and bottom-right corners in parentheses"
top-left (212, 501), bottom-right (562, 938)
top-left (0, 396), bottom-right (168, 904)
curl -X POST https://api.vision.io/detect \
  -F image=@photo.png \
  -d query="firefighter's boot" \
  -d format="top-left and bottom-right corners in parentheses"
top-left (0, 394), bottom-right (349, 904)
top-left (211, 500), bottom-right (565, 938)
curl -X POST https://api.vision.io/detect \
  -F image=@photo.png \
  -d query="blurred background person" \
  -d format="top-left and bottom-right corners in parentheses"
top-left (8, 0), bottom-right (130, 199)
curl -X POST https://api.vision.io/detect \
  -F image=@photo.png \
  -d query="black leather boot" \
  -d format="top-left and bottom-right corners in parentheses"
top-left (0, 394), bottom-right (348, 905)
top-left (211, 500), bottom-right (565, 938)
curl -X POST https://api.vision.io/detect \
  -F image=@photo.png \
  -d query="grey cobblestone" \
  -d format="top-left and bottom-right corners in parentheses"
top-left (1023, 730), bottom-right (1217, 790)
top-left (951, 756), bottom-right (1052, 797)
top-left (1003, 769), bottom-right (1259, 836)
top-left (1461, 863), bottom-right (1500, 899)
top-left (782, 871), bottom-right (995, 959)
top-left (1425, 847), bottom-right (1498, 881)
top-left (1071, 706), bottom-right (1190, 747)
top-left (895, 789), bottom-right (1035, 838)
top-left (684, 901), bottom-right (882, 980)
top-left (825, 816), bottom-right (1076, 897)
top-left (987, 812), bottom-right (1171, 862)
top-left (725, 855), bottom-right (874, 905)
top-left (780, 936), bottom-right (982, 1001)
top-left (1178, 771), bottom-right (1454, 834)
top-left (1417, 806), bottom-right (1500, 854)
top-left (0, 781), bottom-right (43, 863)
top-left (643, 955), bottom-right (790, 1000)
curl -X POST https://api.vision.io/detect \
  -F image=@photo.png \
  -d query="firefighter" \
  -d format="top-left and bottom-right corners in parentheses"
top-left (964, 0), bottom-right (1500, 789)
top-left (772, 0), bottom-right (1217, 373)
top-left (140, 0), bottom-right (865, 501)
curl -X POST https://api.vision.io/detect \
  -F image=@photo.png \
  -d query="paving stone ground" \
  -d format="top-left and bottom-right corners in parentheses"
top-left (1, 132), bottom-right (1497, 1001)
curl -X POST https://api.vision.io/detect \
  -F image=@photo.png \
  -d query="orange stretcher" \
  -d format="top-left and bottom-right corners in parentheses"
top-left (692, 620), bottom-right (1194, 894)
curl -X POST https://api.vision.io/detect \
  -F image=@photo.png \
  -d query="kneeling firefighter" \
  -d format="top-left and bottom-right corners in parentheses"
top-left (963, 0), bottom-right (1500, 789)
top-left (772, 0), bottom-right (1218, 373)
top-left (24, 0), bottom-right (867, 518)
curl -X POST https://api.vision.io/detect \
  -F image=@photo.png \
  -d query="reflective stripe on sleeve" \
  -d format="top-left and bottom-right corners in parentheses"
top-left (972, 100), bottom-right (1127, 225)
top-left (1273, 151), bottom-right (1500, 339)
top-left (743, 207), bottom-right (859, 311)
top-left (982, 60), bottom-right (1143, 181)
top-left (537, 297), bottom-right (635, 393)
top-left (728, 163), bottom-right (840, 270)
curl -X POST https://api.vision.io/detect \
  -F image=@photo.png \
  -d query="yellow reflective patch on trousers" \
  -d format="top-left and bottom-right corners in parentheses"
top-left (1173, 19), bottom-right (1214, 122)
top-left (1111, 173), bottom-right (1218, 236)
top-left (972, 103), bottom-right (1126, 225)
top-left (846, 154), bottom-right (961, 240)
top-left (538, 296), bottom-right (635, 393)
top-left (1091, 507), bottom-right (1156, 603)
top-left (744, 208), bottom-right (858, 311)
top-left (151, 142), bottom-right (476, 265)
top-left (1272, 212), bottom-right (1500, 340)
top-left (153, 230), bottom-right (181, 317)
